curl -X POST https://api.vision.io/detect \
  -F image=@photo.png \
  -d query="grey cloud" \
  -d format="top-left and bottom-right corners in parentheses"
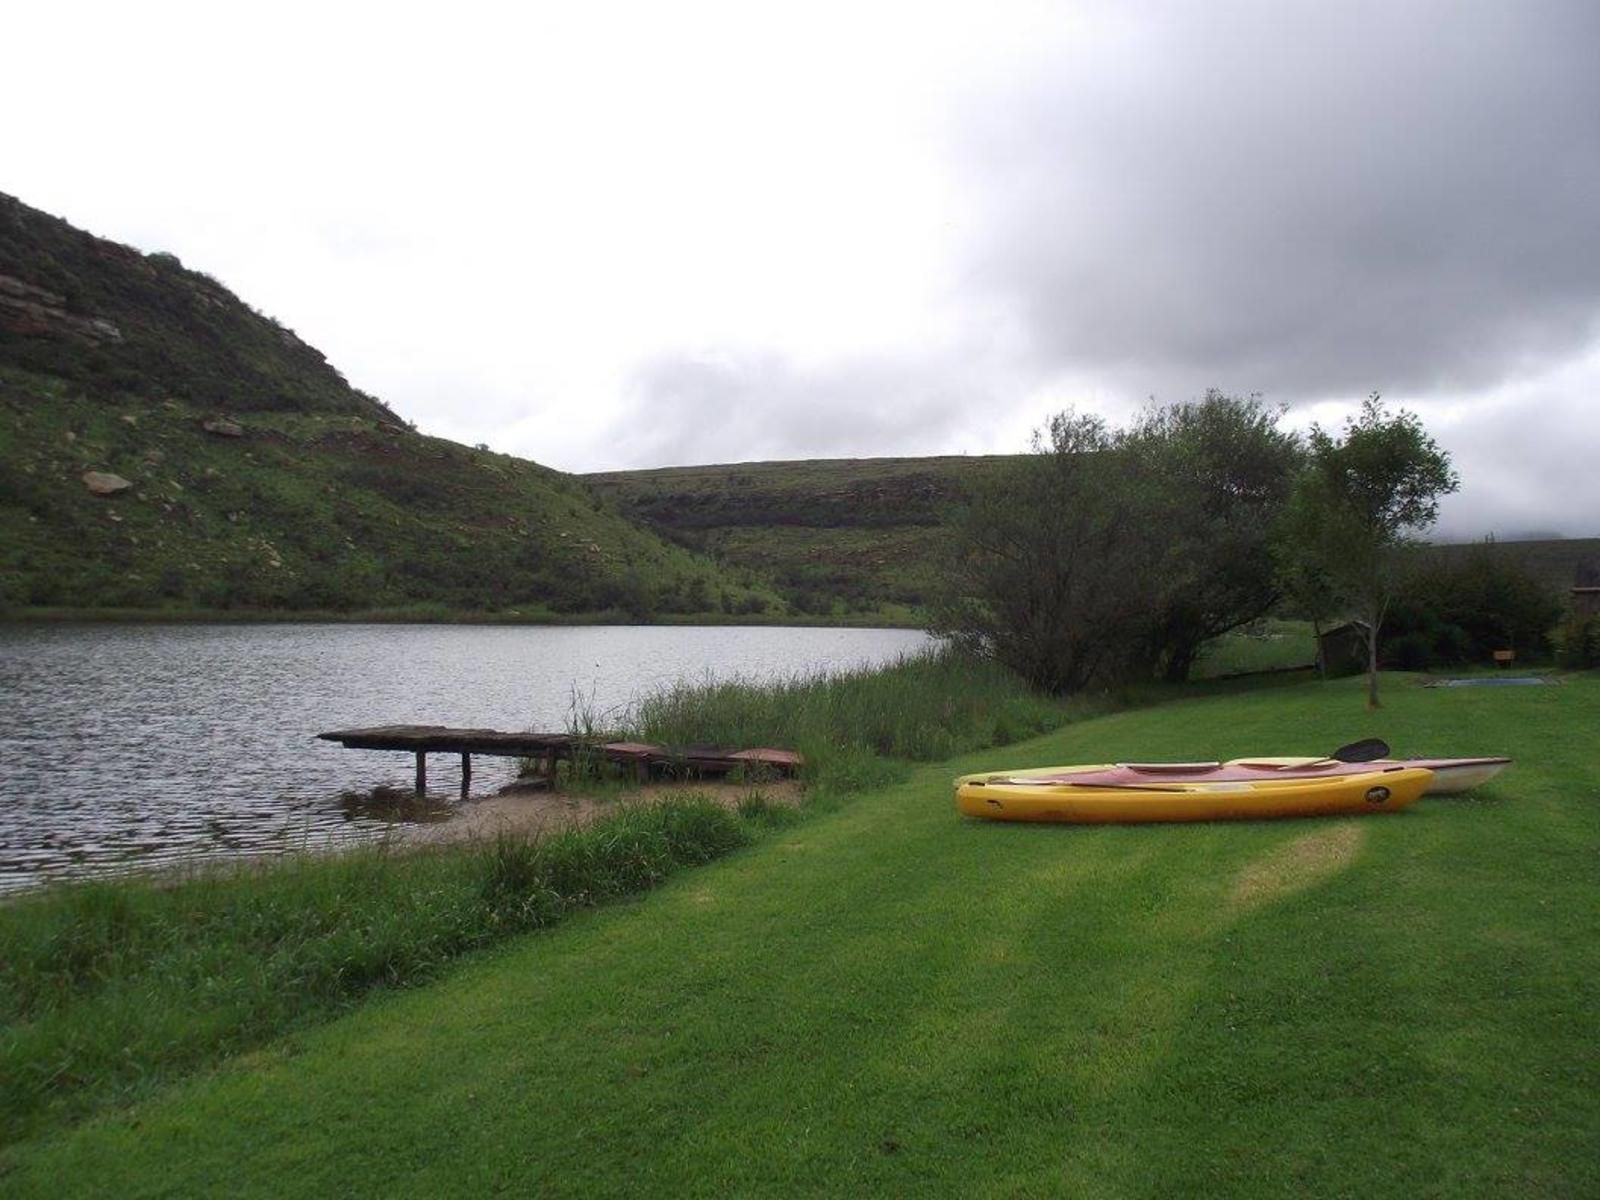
top-left (611, 351), bottom-right (1004, 468)
top-left (577, 0), bottom-right (1600, 552)
top-left (1425, 391), bottom-right (1600, 540)
top-left (959, 0), bottom-right (1600, 400)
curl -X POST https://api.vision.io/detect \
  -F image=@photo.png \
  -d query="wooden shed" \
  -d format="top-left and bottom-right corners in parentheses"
top-left (1316, 620), bottom-right (1370, 678)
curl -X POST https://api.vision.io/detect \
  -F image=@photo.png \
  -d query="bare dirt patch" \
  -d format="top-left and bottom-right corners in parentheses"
top-left (1226, 822), bottom-right (1367, 917)
top-left (400, 778), bottom-right (805, 847)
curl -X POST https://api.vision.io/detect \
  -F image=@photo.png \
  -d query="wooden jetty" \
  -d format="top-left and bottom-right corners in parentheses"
top-left (317, 725), bottom-right (803, 797)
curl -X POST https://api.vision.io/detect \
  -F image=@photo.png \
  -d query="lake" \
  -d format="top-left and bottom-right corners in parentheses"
top-left (0, 623), bottom-right (933, 893)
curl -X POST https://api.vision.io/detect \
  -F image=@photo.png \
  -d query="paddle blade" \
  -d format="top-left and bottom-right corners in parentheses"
top-left (1331, 738), bottom-right (1391, 763)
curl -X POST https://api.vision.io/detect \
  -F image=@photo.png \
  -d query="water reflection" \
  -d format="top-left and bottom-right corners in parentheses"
top-left (0, 623), bottom-right (931, 892)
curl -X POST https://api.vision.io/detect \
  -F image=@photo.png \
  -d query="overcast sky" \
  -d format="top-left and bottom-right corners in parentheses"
top-left (7, 0), bottom-right (1598, 538)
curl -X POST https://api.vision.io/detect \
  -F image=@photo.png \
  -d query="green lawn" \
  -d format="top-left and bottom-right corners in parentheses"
top-left (1192, 619), bottom-right (1318, 678)
top-left (4, 673), bottom-right (1596, 1197)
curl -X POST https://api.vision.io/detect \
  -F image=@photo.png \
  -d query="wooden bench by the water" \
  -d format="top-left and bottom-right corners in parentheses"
top-left (317, 725), bottom-right (803, 797)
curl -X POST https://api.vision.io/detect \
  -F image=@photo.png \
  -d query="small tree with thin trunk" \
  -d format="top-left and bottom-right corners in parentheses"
top-left (1277, 395), bottom-right (1458, 708)
top-left (1273, 542), bottom-right (1340, 680)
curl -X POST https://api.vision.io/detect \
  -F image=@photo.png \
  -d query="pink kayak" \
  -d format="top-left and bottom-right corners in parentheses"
top-left (971, 755), bottom-right (1511, 796)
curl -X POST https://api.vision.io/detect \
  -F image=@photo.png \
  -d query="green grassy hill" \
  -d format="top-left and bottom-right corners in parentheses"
top-left (0, 368), bottom-right (780, 616)
top-left (587, 456), bottom-right (1013, 616)
top-left (0, 194), bottom-right (777, 618)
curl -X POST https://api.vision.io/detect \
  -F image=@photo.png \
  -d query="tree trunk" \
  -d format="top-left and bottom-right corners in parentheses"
top-left (1311, 615), bottom-right (1326, 681)
top-left (1163, 641), bottom-right (1196, 683)
top-left (1365, 623), bottom-right (1382, 709)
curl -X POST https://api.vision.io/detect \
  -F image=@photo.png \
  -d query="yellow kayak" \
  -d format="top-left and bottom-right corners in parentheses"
top-left (956, 754), bottom-right (1509, 795)
top-left (955, 766), bottom-right (1433, 824)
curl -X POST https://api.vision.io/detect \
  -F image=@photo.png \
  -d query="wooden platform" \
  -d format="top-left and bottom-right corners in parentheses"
top-left (317, 725), bottom-right (803, 796)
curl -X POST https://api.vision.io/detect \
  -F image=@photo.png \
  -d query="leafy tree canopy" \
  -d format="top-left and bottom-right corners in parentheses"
top-left (932, 392), bottom-right (1302, 692)
top-left (1276, 394), bottom-right (1459, 707)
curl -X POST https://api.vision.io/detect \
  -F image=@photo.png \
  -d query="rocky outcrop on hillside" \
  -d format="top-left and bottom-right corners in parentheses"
top-left (0, 274), bottom-right (124, 344)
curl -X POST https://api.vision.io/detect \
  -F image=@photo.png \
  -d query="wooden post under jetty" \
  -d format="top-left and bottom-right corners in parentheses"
top-left (317, 725), bottom-right (803, 797)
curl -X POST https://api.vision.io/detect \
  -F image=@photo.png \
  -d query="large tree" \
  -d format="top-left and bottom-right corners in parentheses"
top-left (931, 412), bottom-right (1177, 694)
top-left (1277, 395), bottom-right (1459, 708)
top-left (934, 394), bottom-right (1303, 693)
top-left (1127, 391), bottom-right (1303, 681)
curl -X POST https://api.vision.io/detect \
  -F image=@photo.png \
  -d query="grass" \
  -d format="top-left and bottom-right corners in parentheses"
top-left (2, 670), bottom-right (1595, 1195)
top-left (1191, 618), bottom-right (1318, 678)
top-left (0, 798), bottom-right (751, 1144)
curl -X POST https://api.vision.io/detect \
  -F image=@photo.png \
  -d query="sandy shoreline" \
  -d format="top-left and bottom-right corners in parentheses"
top-left (396, 777), bottom-right (805, 847)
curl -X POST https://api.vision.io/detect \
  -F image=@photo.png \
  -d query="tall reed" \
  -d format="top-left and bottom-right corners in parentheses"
top-left (624, 646), bottom-right (1077, 791)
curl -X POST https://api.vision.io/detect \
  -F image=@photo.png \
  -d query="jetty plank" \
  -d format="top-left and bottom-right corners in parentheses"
top-left (317, 725), bottom-right (803, 796)
top-left (317, 726), bottom-right (579, 756)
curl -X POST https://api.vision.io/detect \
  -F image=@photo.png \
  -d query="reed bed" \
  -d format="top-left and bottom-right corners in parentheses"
top-left (624, 646), bottom-right (1077, 791)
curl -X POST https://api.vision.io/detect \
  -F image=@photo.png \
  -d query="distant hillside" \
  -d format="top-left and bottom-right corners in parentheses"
top-left (0, 195), bottom-right (777, 618)
top-left (1430, 537), bottom-right (1600, 599)
top-left (587, 457), bottom-right (1013, 615)
top-left (591, 458), bottom-right (1600, 620)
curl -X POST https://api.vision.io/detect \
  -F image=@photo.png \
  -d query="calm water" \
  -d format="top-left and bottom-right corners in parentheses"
top-left (0, 623), bottom-right (932, 892)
